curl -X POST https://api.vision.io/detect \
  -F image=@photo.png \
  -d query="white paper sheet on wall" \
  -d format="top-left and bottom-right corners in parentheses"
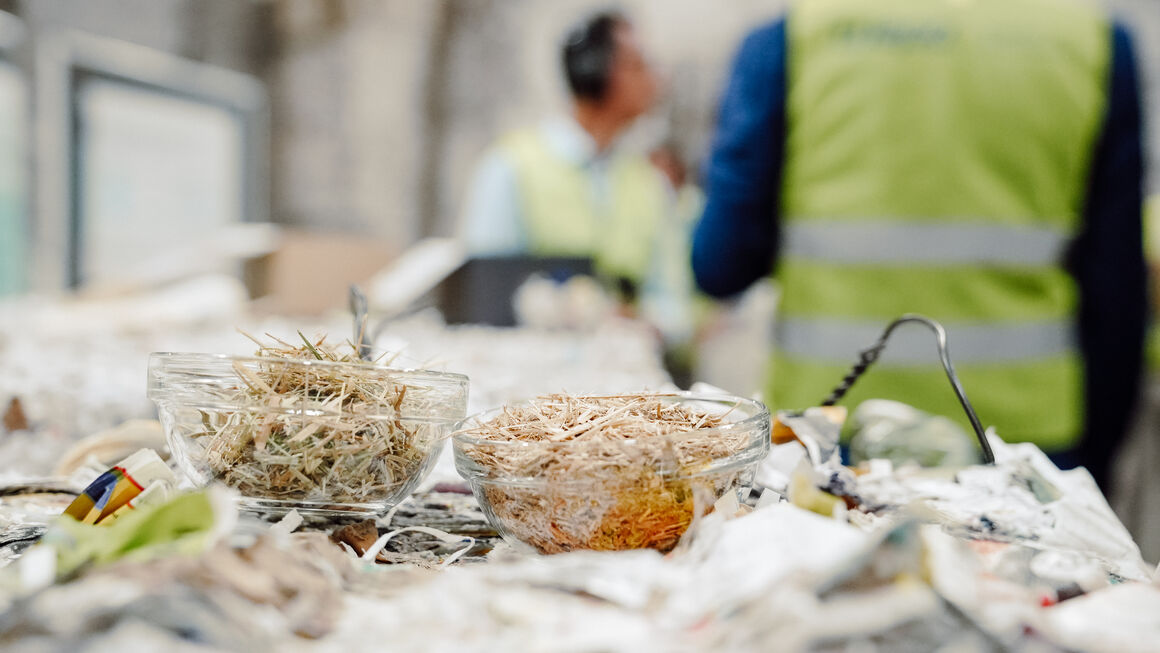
top-left (76, 78), bottom-right (244, 289)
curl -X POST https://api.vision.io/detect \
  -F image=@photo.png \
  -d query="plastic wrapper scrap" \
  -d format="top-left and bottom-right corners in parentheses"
top-left (2, 487), bottom-right (236, 595)
top-left (1, 457), bottom-right (1156, 652)
top-left (315, 496), bottom-right (1160, 653)
top-left (0, 532), bottom-right (355, 649)
top-left (760, 409), bottom-right (1153, 584)
top-left (0, 482), bottom-right (362, 650)
top-left (61, 449), bottom-right (176, 526)
top-left (1, 396), bottom-right (1155, 652)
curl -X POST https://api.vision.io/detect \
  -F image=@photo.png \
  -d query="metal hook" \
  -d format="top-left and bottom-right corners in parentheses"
top-left (820, 314), bottom-right (995, 464)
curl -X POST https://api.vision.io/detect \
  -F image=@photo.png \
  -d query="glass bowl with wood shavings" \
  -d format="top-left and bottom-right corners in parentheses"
top-left (147, 335), bottom-right (468, 516)
top-left (452, 392), bottom-right (769, 554)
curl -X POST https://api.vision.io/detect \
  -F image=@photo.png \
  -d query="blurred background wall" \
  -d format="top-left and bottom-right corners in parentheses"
top-left (3, 0), bottom-right (1157, 281)
top-left (17, 0), bottom-right (260, 73)
top-left (5, 0), bottom-right (788, 267)
top-left (263, 0), bottom-right (788, 246)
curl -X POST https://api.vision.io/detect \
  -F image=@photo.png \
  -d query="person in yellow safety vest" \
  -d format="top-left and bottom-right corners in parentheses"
top-left (692, 0), bottom-right (1147, 491)
top-left (458, 10), bottom-right (670, 309)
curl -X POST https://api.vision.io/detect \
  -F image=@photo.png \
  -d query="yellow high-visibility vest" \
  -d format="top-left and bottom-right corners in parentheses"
top-left (500, 128), bottom-right (667, 286)
top-left (775, 0), bottom-right (1110, 451)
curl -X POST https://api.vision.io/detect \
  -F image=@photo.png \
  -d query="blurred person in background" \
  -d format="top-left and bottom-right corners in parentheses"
top-left (649, 142), bottom-right (704, 231)
top-left (646, 141), bottom-right (717, 387)
top-left (692, 0), bottom-right (1147, 490)
top-left (458, 9), bottom-right (668, 311)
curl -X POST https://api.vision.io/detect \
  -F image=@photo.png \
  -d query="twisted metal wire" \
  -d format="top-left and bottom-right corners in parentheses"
top-left (820, 314), bottom-right (995, 464)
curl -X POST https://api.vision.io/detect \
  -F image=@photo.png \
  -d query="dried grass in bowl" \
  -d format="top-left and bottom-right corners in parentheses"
top-left (453, 393), bottom-right (769, 553)
top-left (149, 333), bottom-right (468, 512)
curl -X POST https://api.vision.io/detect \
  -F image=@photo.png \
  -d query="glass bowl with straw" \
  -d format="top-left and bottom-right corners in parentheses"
top-left (452, 392), bottom-right (769, 554)
top-left (148, 334), bottom-right (469, 516)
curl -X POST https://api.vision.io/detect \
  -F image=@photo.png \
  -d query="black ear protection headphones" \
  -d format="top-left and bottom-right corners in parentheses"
top-left (562, 12), bottom-right (623, 101)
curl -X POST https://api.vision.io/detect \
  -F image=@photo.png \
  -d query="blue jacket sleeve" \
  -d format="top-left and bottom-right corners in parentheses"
top-left (1069, 22), bottom-right (1148, 489)
top-left (692, 20), bottom-right (787, 298)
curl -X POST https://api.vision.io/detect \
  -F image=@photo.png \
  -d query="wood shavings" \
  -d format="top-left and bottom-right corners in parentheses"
top-left (455, 394), bottom-right (762, 554)
top-left (331, 519), bottom-right (380, 556)
top-left (3, 397), bottom-right (28, 432)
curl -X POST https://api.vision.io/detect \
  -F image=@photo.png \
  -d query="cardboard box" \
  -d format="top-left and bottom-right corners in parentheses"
top-left (247, 228), bottom-right (398, 316)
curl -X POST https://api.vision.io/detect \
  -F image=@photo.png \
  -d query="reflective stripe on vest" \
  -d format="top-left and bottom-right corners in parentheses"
top-left (501, 129), bottom-right (667, 285)
top-left (771, 349), bottom-right (1084, 453)
top-left (776, 317), bottom-right (1075, 365)
top-left (776, 0), bottom-right (1110, 450)
top-left (783, 220), bottom-right (1070, 266)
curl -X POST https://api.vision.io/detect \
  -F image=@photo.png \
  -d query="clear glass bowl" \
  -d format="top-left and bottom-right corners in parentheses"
top-left (453, 393), bottom-right (770, 554)
top-left (148, 352), bottom-right (469, 516)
